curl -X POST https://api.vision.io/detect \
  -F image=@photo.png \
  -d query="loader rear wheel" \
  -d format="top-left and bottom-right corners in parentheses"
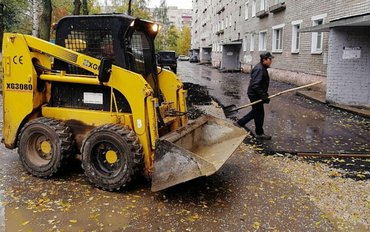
top-left (81, 124), bottom-right (143, 191)
top-left (18, 117), bottom-right (74, 177)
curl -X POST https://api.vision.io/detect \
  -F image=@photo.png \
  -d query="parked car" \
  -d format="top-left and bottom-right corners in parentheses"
top-left (157, 50), bottom-right (177, 73)
top-left (178, 55), bottom-right (190, 61)
top-left (189, 55), bottom-right (199, 63)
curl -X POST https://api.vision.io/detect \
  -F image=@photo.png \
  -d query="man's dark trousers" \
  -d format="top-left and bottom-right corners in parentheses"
top-left (237, 96), bottom-right (265, 135)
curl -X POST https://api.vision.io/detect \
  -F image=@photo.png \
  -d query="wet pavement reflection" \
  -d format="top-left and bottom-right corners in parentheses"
top-left (178, 62), bottom-right (370, 154)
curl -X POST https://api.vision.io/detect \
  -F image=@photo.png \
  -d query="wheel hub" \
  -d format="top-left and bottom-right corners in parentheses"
top-left (40, 140), bottom-right (52, 154)
top-left (105, 150), bottom-right (118, 164)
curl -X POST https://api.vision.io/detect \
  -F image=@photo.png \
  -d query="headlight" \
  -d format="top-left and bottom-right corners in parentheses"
top-left (152, 24), bottom-right (160, 32)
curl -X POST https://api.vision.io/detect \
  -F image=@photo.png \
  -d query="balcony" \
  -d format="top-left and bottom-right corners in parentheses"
top-left (256, 10), bottom-right (269, 18)
top-left (269, 2), bottom-right (286, 13)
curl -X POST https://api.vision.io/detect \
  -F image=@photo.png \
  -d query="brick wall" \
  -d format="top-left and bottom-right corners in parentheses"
top-left (326, 27), bottom-right (370, 106)
top-left (330, 0), bottom-right (370, 21)
top-left (239, 0), bottom-right (332, 76)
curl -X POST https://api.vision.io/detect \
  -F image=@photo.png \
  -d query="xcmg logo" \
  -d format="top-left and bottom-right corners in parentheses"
top-left (83, 59), bottom-right (99, 71)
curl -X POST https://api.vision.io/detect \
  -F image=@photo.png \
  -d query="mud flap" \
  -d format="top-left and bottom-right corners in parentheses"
top-left (151, 115), bottom-right (248, 192)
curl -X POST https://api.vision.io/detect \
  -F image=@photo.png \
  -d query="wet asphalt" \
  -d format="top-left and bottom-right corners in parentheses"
top-left (177, 62), bottom-right (370, 155)
top-left (0, 61), bottom-right (368, 231)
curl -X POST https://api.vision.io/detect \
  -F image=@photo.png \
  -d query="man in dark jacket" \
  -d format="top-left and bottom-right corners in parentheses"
top-left (235, 51), bottom-right (274, 140)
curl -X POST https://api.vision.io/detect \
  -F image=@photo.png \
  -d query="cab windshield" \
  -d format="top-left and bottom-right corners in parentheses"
top-left (126, 30), bottom-right (154, 77)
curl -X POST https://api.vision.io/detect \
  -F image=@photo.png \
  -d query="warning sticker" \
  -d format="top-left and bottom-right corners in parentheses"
top-left (83, 92), bottom-right (103, 104)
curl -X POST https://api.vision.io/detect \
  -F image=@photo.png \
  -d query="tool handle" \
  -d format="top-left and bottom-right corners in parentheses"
top-left (229, 81), bottom-right (322, 112)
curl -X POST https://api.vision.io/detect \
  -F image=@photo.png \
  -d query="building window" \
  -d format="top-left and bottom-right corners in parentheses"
top-left (229, 14), bottom-right (232, 27)
top-left (250, 34), bottom-right (255, 51)
top-left (259, 31), bottom-right (267, 51)
top-left (221, 19), bottom-right (224, 30)
top-left (252, 0), bottom-right (256, 17)
top-left (260, 0), bottom-right (268, 11)
top-left (243, 35), bottom-right (248, 51)
top-left (245, 1), bottom-right (249, 20)
top-left (291, 20), bottom-right (302, 53)
top-left (272, 24), bottom-right (284, 52)
top-left (239, 6), bottom-right (242, 16)
top-left (225, 16), bottom-right (228, 28)
top-left (311, 14), bottom-right (326, 54)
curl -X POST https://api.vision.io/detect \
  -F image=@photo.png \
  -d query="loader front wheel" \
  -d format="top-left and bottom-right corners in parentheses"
top-left (81, 124), bottom-right (143, 191)
top-left (18, 117), bottom-right (74, 177)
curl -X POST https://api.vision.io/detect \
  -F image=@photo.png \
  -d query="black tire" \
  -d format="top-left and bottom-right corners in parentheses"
top-left (81, 124), bottom-right (143, 191)
top-left (172, 67), bottom-right (177, 74)
top-left (18, 117), bottom-right (74, 177)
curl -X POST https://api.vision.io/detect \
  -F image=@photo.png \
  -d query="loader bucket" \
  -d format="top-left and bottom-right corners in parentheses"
top-left (151, 115), bottom-right (247, 191)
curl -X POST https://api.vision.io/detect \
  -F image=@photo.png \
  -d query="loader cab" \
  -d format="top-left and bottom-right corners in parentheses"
top-left (54, 14), bottom-right (159, 78)
top-left (51, 15), bottom-right (159, 111)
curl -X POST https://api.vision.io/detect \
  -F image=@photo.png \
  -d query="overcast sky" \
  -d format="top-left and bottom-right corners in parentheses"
top-left (148, 0), bottom-right (192, 9)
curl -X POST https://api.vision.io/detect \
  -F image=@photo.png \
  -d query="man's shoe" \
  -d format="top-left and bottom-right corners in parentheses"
top-left (256, 134), bottom-right (272, 140)
top-left (233, 122), bottom-right (242, 128)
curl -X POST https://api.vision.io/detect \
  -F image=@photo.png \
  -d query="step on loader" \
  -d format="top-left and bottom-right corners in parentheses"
top-left (2, 14), bottom-right (247, 191)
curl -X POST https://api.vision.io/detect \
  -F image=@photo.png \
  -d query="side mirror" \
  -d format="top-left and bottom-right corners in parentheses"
top-left (98, 58), bottom-right (112, 83)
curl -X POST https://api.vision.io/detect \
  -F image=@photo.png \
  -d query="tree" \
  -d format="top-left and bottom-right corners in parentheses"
top-left (154, 31), bottom-right (164, 52)
top-left (32, 0), bottom-right (41, 37)
top-left (73, 0), bottom-right (81, 15)
top-left (82, 0), bottom-right (89, 15)
top-left (0, 0), bottom-right (30, 37)
top-left (176, 25), bottom-right (191, 55)
top-left (31, 0), bottom-right (51, 40)
top-left (40, 0), bottom-right (52, 40)
top-left (111, 0), bottom-right (150, 19)
top-left (165, 25), bottom-right (179, 51)
top-left (154, 25), bottom-right (183, 53)
top-left (153, 0), bottom-right (168, 24)
top-left (0, 3), bottom-right (4, 48)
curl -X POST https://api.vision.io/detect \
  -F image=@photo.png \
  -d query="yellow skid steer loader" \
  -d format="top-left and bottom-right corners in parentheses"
top-left (2, 15), bottom-right (247, 191)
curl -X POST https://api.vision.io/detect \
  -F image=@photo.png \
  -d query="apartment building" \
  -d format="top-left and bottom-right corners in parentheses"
top-left (150, 6), bottom-right (193, 29)
top-left (167, 6), bottom-right (193, 29)
top-left (191, 0), bottom-right (370, 106)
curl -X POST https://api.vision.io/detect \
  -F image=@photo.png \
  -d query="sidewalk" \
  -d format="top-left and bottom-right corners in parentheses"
top-left (297, 90), bottom-right (370, 119)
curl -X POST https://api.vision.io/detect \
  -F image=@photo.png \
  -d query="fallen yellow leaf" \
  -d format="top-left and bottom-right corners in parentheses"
top-left (189, 214), bottom-right (200, 222)
top-left (252, 221), bottom-right (260, 230)
top-left (22, 221), bottom-right (30, 226)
